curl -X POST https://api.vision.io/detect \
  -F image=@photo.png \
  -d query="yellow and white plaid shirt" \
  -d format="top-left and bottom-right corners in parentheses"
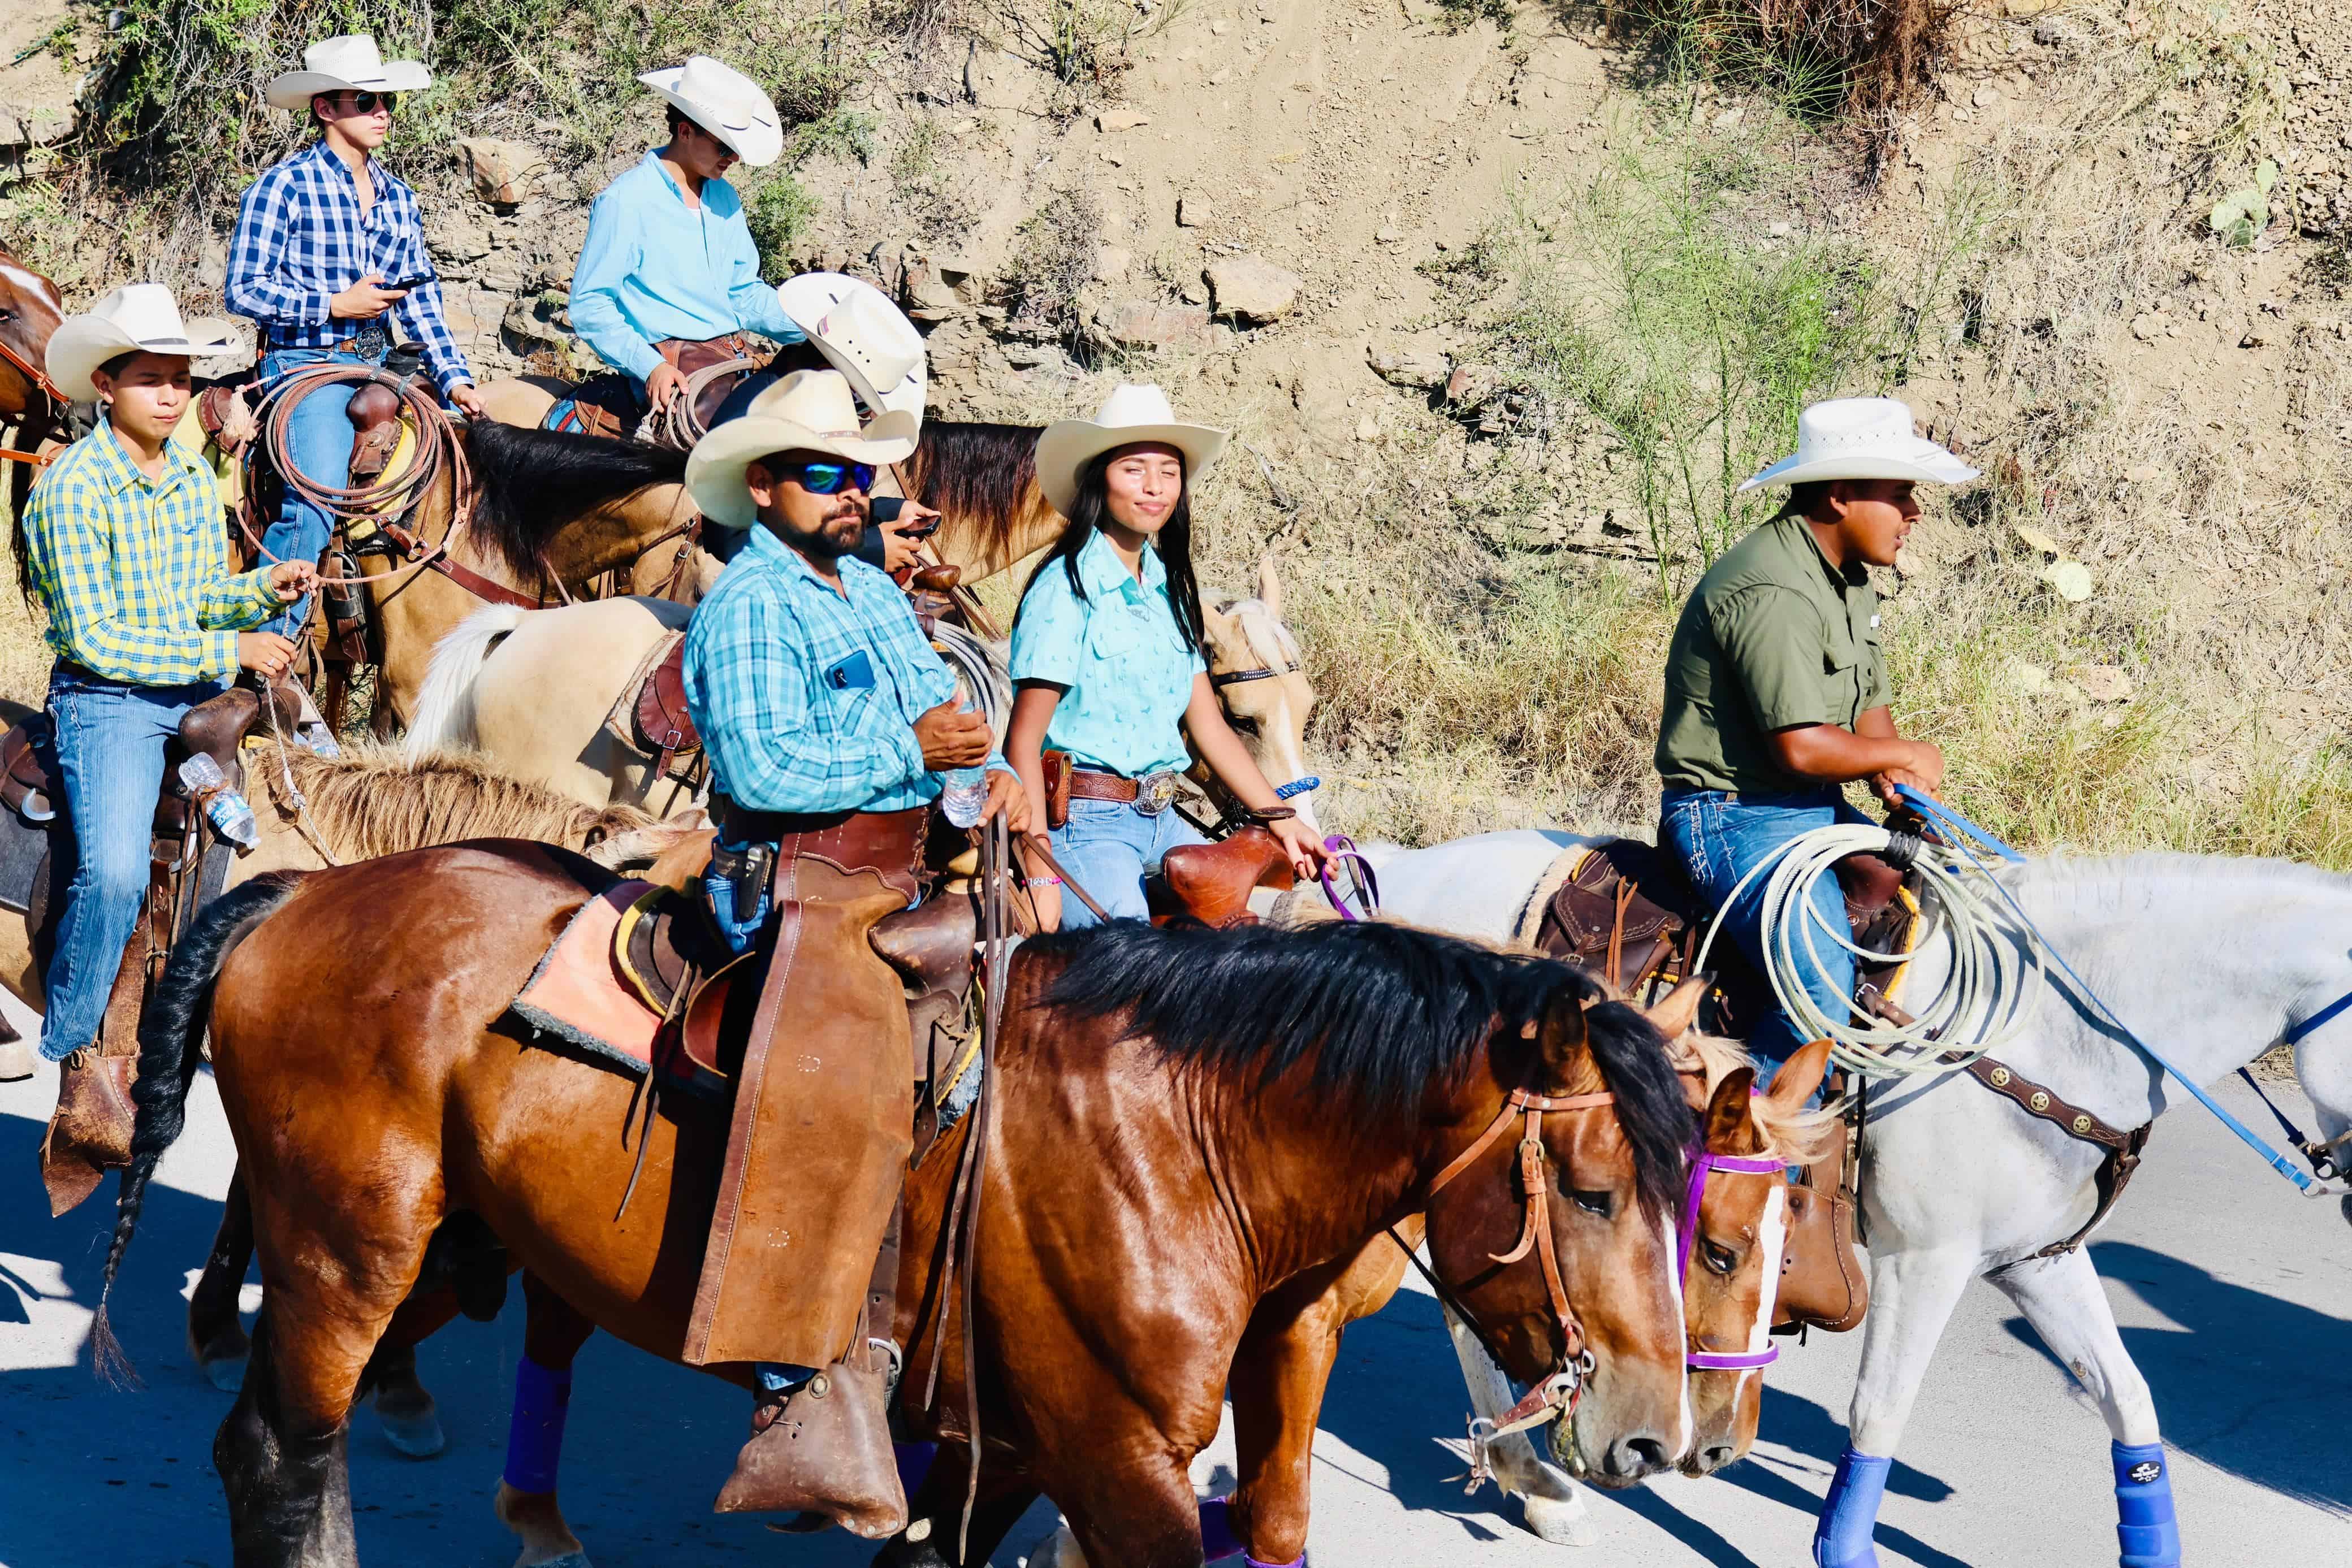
top-left (21, 422), bottom-right (280, 685)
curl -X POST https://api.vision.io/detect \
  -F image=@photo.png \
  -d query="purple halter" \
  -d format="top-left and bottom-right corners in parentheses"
top-left (1678, 1146), bottom-right (1788, 1372)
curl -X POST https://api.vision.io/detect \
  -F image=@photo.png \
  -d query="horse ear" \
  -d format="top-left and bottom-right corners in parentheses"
top-left (1763, 1037), bottom-right (1834, 1116)
top-left (1256, 551), bottom-right (1283, 619)
top-left (1536, 986), bottom-right (1592, 1093)
top-left (1641, 975), bottom-right (1708, 1042)
top-left (1704, 1065), bottom-right (1764, 1155)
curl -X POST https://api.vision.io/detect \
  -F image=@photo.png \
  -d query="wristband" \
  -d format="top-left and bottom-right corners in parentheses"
top-left (1244, 805), bottom-right (1297, 825)
top-left (1026, 874), bottom-right (1063, 887)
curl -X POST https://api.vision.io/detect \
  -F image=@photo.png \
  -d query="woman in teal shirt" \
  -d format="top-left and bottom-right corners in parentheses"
top-left (1008, 385), bottom-right (1326, 929)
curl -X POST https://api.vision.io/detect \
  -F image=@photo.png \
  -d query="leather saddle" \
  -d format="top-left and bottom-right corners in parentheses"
top-left (1146, 826), bottom-right (1298, 929)
top-left (605, 631), bottom-right (702, 785)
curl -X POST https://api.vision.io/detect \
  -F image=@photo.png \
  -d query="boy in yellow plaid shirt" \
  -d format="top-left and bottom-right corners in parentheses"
top-left (0, 286), bottom-right (314, 1084)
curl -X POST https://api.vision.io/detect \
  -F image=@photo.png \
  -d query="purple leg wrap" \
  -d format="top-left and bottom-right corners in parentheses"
top-left (897, 1441), bottom-right (936, 1496)
top-left (501, 1354), bottom-right (572, 1496)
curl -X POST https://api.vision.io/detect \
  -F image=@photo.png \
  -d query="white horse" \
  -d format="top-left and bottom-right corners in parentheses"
top-left (1350, 827), bottom-right (2351, 1564)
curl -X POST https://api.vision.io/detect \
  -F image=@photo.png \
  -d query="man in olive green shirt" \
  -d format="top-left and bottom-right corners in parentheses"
top-left (1657, 397), bottom-right (1972, 1073)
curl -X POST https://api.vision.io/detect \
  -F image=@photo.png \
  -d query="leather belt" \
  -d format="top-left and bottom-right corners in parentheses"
top-left (269, 326), bottom-right (389, 361)
top-left (1069, 768), bottom-right (1182, 816)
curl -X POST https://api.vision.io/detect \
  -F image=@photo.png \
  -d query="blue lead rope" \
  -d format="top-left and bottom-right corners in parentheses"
top-left (1894, 785), bottom-right (2321, 1194)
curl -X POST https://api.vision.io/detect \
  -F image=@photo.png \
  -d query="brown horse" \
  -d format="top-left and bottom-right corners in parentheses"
top-left (0, 245), bottom-right (68, 536)
top-left (98, 860), bottom-right (1695, 1567)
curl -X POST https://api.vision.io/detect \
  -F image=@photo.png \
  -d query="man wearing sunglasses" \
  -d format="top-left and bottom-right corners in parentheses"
top-left (567, 55), bottom-right (806, 438)
top-left (228, 34), bottom-right (485, 638)
top-left (666, 369), bottom-right (1025, 1534)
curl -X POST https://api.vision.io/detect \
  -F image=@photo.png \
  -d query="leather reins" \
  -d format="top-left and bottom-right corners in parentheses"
top-left (1387, 1084), bottom-right (1617, 1440)
top-left (0, 333), bottom-right (63, 470)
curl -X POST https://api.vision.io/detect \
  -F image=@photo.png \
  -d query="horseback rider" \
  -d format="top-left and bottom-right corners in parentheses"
top-left (1007, 384), bottom-right (1328, 928)
top-left (226, 33), bottom-right (486, 639)
top-left (2, 287), bottom-right (315, 1086)
top-left (1654, 397), bottom-right (1973, 1080)
top-left (567, 56), bottom-right (810, 438)
top-left (677, 366), bottom-right (1026, 1529)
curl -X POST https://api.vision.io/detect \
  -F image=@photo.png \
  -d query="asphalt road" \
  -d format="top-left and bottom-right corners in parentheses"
top-left (3, 1025), bottom-right (2346, 1567)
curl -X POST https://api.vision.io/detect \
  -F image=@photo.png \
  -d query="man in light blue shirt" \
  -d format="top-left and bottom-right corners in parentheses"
top-left (569, 55), bottom-right (806, 424)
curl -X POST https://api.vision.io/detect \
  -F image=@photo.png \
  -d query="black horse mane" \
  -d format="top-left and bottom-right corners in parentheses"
top-left (462, 420), bottom-right (686, 583)
top-left (1032, 920), bottom-right (1692, 1219)
top-left (910, 419), bottom-right (1041, 536)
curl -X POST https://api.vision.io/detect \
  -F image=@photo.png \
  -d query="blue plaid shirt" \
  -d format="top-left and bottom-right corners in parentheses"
top-left (226, 140), bottom-right (474, 396)
top-left (682, 526), bottom-right (1008, 816)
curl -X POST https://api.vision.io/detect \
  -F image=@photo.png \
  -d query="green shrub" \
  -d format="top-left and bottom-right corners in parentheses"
top-left (743, 172), bottom-right (820, 272)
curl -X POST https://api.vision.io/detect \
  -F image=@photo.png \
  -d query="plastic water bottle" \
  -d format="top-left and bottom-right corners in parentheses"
top-left (178, 753), bottom-right (259, 851)
top-left (939, 676), bottom-right (987, 830)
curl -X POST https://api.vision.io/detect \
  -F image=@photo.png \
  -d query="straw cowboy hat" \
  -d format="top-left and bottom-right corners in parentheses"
top-left (686, 369), bottom-right (918, 529)
top-left (1736, 397), bottom-right (1979, 493)
top-left (1034, 383), bottom-right (1229, 519)
top-left (638, 55), bottom-right (782, 168)
top-left (777, 273), bottom-right (927, 427)
top-left (265, 34), bottom-right (432, 111)
top-left (46, 284), bottom-right (238, 404)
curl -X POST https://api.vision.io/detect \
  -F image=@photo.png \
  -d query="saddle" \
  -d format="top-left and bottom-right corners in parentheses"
top-left (551, 336), bottom-right (770, 448)
top-left (1147, 827), bottom-right (1298, 929)
top-left (13, 683), bottom-right (305, 1215)
top-left (603, 631), bottom-right (702, 787)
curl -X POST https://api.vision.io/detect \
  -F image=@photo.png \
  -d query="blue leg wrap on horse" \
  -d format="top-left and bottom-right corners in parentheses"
top-left (2112, 1441), bottom-right (2181, 1568)
top-left (1813, 1448), bottom-right (1891, 1568)
top-left (897, 1442), bottom-right (936, 1495)
top-left (502, 1355), bottom-right (572, 1495)
top-left (1199, 1497), bottom-right (1240, 1561)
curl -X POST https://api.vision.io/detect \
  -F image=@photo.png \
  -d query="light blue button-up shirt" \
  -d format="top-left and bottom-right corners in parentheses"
top-left (1009, 529), bottom-right (1205, 778)
top-left (568, 151), bottom-right (805, 384)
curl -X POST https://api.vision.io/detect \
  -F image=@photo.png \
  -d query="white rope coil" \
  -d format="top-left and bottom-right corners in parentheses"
top-left (1690, 822), bottom-right (2046, 1078)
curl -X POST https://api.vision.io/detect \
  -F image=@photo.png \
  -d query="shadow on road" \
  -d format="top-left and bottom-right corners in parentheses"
top-left (1997, 1238), bottom-right (2352, 1519)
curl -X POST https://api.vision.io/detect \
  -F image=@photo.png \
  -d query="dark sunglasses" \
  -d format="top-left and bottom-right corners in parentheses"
top-left (332, 90), bottom-right (398, 114)
top-left (786, 460), bottom-right (876, 496)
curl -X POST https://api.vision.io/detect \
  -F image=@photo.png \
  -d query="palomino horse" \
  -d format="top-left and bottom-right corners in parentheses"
top-left (401, 553), bottom-right (1326, 830)
top-left (0, 245), bottom-right (68, 529)
top-left (98, 876), bottom-right (1697, 1567)
top-left (1358, 829), bottom-right (2352, 1562)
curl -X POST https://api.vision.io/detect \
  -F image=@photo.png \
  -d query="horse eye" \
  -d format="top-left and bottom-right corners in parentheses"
top-left (0, 308), bottom-right (14, 323)
top-left (1571, 1188), bottom-right (1613, 1217)
top-left (1227, 714), bottom-right (1261, 736)
top-left (1702, 1240), bottom-right (1740, 1276)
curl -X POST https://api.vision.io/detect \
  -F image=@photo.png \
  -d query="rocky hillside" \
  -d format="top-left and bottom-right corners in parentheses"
top-left (3, 0), bottom-right (2347, 853)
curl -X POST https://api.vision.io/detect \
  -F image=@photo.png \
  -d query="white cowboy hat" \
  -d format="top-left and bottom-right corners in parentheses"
top-left (776, 272), bottom-right (927, 427)
top-left (46, 284), bottom-right (239, 404)
top-left (686, 369), bottom-right (918, 529)
top-left (638, 55), bottom-right (782, 168)
top-left (1034, 383), bottom-right (1229, 519)
top-left (265, 34), bottom-right (432, 111)
top-left (1736, 396), bottom-right (1979, 493)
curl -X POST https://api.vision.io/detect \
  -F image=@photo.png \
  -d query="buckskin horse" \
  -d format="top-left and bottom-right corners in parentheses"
top-left (94, 860), bottom-right (1696, 1567)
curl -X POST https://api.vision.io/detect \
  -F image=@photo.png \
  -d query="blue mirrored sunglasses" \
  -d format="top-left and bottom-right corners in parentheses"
top-left (789, 460), bottom-right (877, 496)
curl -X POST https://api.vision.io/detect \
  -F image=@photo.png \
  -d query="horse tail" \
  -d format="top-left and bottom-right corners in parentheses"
top-left (90, 873), bottom-right (308, 1387)
top-left (404, 603), bottom-right (529, 764)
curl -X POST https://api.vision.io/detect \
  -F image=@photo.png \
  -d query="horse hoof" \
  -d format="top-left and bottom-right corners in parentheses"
top-left (377, 1404), bottom-right (447, 1458)
top-left (199, 1353), bottom-right (248, 1393)
top-left (1025, 1523), bottom-right (1088, 1568)
top-left (1519, 1491), bottom-right (1599, 1547)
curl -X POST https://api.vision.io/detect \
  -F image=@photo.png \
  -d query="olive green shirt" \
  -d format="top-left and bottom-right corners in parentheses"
top-left (1654, 516), bottom-right (1892, 795)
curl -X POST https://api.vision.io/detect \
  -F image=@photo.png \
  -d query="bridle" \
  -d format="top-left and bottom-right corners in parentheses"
top-left (1390, 1082), bottom-right (1618, 1446)
top-left (1677, 1145), bottom-right (1786, 1371)
top-left (1207, 657), bottom-right (1302, 689)
top-left (0, 330), bottom-right (66, 470)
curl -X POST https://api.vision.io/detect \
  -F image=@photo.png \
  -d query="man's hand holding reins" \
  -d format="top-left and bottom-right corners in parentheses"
top-left (645, 361), bottom-right (689, 413)
top-left (265, 560), bottom-right (318, 604)
top-left (447, 382), bottom-right (487, 419)
top-left (236, 631), bottom-right (300, 682)
top-left (915, 700), bottom-right (991, 771)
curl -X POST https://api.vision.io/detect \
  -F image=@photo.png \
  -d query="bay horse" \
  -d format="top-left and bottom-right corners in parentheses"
top-left (1355, 829), bottom-right (2352, 1564)
top-left (97, 861), bottom-right (1696, 1567)
top-left (401, 553), bottom-right (1324, 830)
top-left (0, 244), bottom-right (69, 545)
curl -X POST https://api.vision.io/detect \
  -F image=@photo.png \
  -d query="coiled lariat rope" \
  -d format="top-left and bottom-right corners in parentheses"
top-left (637, 357), bottom-right (756, 452)
top-left (1690, 820), bottom-right (2044, 1079)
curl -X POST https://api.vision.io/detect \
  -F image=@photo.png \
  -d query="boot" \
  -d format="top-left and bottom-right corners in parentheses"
top-left (40, 1047), bottom-right (136, 1216)
top-left (712, 1352), bottom-right (906, 1538)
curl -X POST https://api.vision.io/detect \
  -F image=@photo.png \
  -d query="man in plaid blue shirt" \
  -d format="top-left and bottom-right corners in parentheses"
top-left (3, 286), bottom-right (315, 1084)
top-left (227, 35), bottom-right (486, 636)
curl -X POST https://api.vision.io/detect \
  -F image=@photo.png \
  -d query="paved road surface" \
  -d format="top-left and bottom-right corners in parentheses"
top-left (3, 1030), bottom-right (2346, 1566)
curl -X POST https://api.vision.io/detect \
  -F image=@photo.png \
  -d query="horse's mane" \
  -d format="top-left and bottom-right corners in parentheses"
top-left (906, 419), bottom-right (1042, 543)
top-left (1032, 919), bottom-right (1692, 1219)
top-left (1214, 596), bottom-right (1303, 675)
top-left (1677, 1033), bottom-right (1840, 1166)
top-left (462, 421), bottom-right (687, 585)
top-left (252, 741), bottom-right (664, 863)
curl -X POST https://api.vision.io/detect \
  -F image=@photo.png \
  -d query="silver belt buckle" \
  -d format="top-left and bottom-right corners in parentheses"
top-left (1134, 771), bottom-right (1179, 817)
top-left (352, 321), bottom-right (388, 361)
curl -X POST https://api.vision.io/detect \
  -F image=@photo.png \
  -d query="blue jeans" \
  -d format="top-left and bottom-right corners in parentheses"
top-left (258, 346), bottom-right (384, 636)
top-left (1661, 785), bottom-right (1871, 1082)
top-left (1049, 798), bottom-right (1207, 927)
top-left (38, 669), bottom-right (225, 1061)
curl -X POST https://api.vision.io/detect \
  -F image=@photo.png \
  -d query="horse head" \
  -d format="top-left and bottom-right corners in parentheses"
top-left (1201, 553), bottom-right (1320, 830)
top-left (1421, 973), bottom-right (1697, 1487)
top-left (1676, 1033), bottom-right (1834, 1475)
top-left (0, 247), bottom-right (66, 422)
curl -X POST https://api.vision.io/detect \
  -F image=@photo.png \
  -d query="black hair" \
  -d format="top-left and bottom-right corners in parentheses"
top-left (1031, 920), bottom-right (1693, 1220)
top-left (95, 350), bottom-right (140, 383)
top-left (1773, 479), bottom-right (1833, 522)
top-left (1014, 447), bottom-right (1205, 653)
